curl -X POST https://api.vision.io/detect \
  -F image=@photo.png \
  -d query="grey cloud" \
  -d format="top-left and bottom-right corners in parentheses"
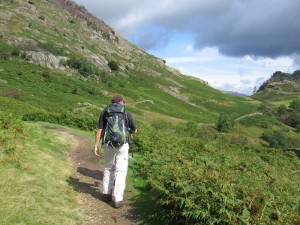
top-left (73, 0), bottom-right (300, 58)
top-left (133, 30), bottom-right (170, 50)
top-left (72, 0), bottom-right (138, 27)
top-left (156, 0), bottom-right (300, 58)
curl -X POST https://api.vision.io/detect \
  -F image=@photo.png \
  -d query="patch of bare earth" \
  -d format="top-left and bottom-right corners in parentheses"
top-left (59, 128), bottom-right (138, 225)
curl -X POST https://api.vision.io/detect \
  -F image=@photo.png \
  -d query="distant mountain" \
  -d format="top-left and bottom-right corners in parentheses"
top-left (224, 91), bottom-right (248, 97)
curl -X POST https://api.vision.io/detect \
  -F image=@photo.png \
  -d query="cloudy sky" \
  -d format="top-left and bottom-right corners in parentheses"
top-left (73, 0), bottom-right (300, 95)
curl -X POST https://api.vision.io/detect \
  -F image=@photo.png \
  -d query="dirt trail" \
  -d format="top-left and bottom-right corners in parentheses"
top-left (58, 128), bottom-right (138, 225)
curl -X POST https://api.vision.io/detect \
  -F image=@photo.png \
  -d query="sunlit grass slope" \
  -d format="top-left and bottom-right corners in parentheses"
top-left (0, 114), bottom-right (81, 225)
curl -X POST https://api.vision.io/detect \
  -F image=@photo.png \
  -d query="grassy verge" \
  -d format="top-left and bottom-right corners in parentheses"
top-left (0, 116), bottom-right (81, 225)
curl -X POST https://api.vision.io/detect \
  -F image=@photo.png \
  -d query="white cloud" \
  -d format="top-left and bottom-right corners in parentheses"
top-left (164, 46), bottom-right (296, 94)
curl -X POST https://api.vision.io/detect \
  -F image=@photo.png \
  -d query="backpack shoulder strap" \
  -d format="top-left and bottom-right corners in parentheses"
top-left (124, 110), bottom-right (129, 128)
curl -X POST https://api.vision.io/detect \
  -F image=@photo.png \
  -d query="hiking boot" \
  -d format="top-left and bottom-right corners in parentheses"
top-left (113, 201), bottom-right (124, 208)
top-left (101, 194), bottom-right (112, 202)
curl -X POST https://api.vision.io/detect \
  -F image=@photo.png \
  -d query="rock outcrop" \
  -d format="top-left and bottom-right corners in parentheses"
top-left (25, 51), bottom-right (68, 69)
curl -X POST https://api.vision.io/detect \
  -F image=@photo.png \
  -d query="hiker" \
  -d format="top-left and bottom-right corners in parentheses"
top-left (94, 95), bottom-right (137, 208)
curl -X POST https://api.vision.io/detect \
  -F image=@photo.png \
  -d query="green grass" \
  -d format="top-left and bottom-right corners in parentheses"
top-left (254, 90), bottom-right (300, 105)
top-left (0, 54), bottom-right (260, 127)
top-left (0, 117), bottom-right (81, 225)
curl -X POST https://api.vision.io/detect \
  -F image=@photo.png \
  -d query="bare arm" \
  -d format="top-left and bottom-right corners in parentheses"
top-left (94, 128), bottom-right (102, 157)
top-left (132, 128), bottom-right (138, 134)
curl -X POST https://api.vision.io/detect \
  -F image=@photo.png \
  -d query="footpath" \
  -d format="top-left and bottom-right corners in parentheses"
top-left (59, 128), bottom-right (137, 225)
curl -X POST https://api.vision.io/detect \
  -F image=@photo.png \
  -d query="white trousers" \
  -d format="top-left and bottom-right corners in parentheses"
top-left (102, 143), bottom-right (129, 202)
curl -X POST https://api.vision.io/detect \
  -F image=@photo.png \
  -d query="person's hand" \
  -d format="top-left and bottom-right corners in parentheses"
top-left (94, 146), bottom-right (102, 158)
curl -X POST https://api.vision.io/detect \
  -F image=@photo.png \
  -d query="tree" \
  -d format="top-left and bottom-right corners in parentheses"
top-left (289, 99), bottom-right (300, 112)
top-left (216, 112), bottom-right (234, 132)
top-left (286, 112), bottom-right (300, 128)
top-left (276, 104), bottom-right (289, 123)
top-left (296, 125), bottom-right (300, 133)
top-left (258, 103), bottom-right (276, 116)
top-left (261, 130), bottom-right (288, 149)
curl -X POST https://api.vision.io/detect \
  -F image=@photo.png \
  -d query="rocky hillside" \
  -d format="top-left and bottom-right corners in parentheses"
top-left (0, 0), bottom-right (183, 76)
top-left (257, 70), bottom-right (300, 92)
top-left (254, 70), bottom-right (300, 103)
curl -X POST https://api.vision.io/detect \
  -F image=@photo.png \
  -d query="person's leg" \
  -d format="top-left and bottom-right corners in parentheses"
top-left (113, 143), bottom-right (129, 203)
top-left (102, 144), bottom-right (116, 195)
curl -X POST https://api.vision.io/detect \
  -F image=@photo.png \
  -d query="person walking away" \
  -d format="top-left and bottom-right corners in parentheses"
top-left (94, 95), bottom-right (137, 208)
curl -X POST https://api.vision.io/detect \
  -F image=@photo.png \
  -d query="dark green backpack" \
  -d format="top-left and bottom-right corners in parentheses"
top-left (103, 103), bottom-right (128, 147)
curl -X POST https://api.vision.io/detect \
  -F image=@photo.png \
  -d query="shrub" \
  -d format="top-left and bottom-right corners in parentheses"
top-left (258, 103), bottom-right (276, 116)
top-left (108, 60), bottom-right (119, 71)
top-left (20, 52), bottom-right (27, 59)
top-left (288, 136), bottom-right (300, 147)
top-left (11, 49), bottom-right (20, 56)
top-left (22, 112), bottom-right (95, 131)
top-left (38, 15), bottom-right (45, 20)
top-left (71, 88), bottom-right (78, 94)
top-left (66, 56), bottom-right (98, 77)
top-left (42, 71), bottom-right (50, 79)
top-left (277, 104), bottom-right (289, 123)
top-left (135, 126), bottom-right (300, 224)
top-left (183, 121), bottom-right (200, 137)
top-left (87, 88), bottom-right (96, 95)
top-left (229, 134), bottom-right (251, 149)
top-left (216, 112), bottom-right (234, 132)
top-left (289, 99), bottom-right (300, 112)
top-left (102, 32), bottom-right (110, 40)
top-left (286, 112), bottom-right (300, 128)
top-left (295, 124), bottom-right (300, 133)
top-left (261, 130), bottom-right (288, 149)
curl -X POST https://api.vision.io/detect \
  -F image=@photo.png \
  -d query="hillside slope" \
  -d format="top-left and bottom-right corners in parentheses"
top-left (0, 0), bottom-right (258, 125)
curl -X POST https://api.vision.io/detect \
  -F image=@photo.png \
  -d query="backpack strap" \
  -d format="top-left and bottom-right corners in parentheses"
top-left (124, 111), bottom-right (129, 128)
